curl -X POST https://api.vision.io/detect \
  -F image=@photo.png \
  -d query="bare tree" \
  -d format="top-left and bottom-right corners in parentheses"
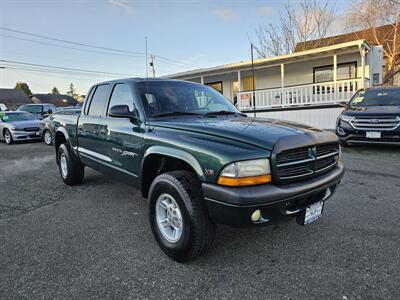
top-left (254, 0), bottom-right (336, 57)
top-left (346, 0), bottom-right (400, 84)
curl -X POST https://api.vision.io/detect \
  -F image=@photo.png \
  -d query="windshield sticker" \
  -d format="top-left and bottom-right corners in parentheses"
top-left (352, 96), bottom-right (364, 103)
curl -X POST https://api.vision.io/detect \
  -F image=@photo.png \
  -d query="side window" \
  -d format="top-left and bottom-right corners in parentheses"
top-left (108, 84), bottom-right (134, 113)
top-left (84, 87), bottom-right (95, 115)
top-left (88, 84), bottom-right (110, 116)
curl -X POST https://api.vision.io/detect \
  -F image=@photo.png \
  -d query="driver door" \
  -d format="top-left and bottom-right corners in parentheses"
top-left (102, 83), bottom-right (143, 186)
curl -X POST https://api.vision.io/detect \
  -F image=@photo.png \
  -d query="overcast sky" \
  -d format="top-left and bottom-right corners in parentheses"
top-left (0, 0), bottom-right (351, 95)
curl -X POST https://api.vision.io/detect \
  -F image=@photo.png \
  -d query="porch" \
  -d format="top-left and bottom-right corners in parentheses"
top-left (167, 40), bottom-right (384, 129)
top-left (237, 78), bottom-right (368, 111)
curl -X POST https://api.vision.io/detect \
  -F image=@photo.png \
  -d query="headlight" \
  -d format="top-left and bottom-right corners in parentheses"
top-left (217, 158), bottom-right (272, 186)
top-left (339, 114), bottom-right (353, 123)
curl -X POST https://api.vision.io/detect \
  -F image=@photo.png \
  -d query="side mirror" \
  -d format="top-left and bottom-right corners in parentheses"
top-left (338, 101), bottom-right (348, 108)
top-left (108, 105), bottom-right (137, 120)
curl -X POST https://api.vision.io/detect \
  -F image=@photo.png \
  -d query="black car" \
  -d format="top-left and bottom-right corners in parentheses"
top-left (336, 87), bottom-right (400, 145)
top-left (17, 103), bottom-right (58, 120)
top-left (39, 108), bottom-right (81, 145)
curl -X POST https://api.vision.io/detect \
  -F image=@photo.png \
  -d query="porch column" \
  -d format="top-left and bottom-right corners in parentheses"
top-left (333, 54), bottom-right (337, 102)
top-left (200, 76), bottom-right (204, 85)
top-left (360, 46), bottom-right (366, 88)
top-left (280, 64), bottom-right (285, 105)
top-left (237, 70), bottom-right (242, 108)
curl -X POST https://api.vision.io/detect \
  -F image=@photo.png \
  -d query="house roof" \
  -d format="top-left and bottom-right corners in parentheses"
top-left (0, 88), bottom-right (32, 109)
top-left (294, 23), bottom-right (399, 55)
top-left (31, 94), bottom-right (78, 107)
top-left (166, 40), bottom-right (368, 79)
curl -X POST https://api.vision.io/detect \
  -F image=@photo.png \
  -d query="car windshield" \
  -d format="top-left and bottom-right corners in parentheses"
top-left (350, 89), bottom-right (400, 107)
top-left (136, 81), bottom-right (240, 118)
top-left (0, 113), bottom-right (36, 122)
top-left (19, 105), bottom-right (43, 113)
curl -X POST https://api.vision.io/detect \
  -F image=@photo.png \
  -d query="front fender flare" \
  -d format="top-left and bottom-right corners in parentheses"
top-left (142, 145), bottom-right (205, 181)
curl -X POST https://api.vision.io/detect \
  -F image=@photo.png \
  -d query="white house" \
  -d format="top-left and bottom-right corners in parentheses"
top-left (167, 40), bottom-right (384, 129)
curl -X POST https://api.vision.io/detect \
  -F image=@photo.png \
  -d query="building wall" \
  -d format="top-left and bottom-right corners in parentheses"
top-left (253, 107), bottom-right (344, 130)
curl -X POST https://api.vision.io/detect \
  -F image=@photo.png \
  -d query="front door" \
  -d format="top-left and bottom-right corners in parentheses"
top-left (101, 83), bottom-right (143, 185)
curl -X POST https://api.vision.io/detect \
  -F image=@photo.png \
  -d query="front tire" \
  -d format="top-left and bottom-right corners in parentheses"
top-left (4, 129), bottom-right (13, 145)
top-left (43, 130), bottom-right (53, 145)
top-left (149, 171), bottom-right (216, 262)
top-left (58, 143), bottom-right (84, 185)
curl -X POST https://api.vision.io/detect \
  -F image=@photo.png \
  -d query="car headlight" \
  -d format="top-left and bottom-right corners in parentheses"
top-left (339, 114), bottom-right (353, 123)
top-left (217, 158), bottom-right (272, 186)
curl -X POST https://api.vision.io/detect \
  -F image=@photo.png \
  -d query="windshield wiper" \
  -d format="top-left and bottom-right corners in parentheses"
top-left (206, 110), bottom-right (246, 116)
top-left (151, 111), bottom-right (204, 118)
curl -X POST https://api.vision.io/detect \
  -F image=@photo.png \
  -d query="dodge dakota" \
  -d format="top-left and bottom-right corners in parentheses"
top-left (52, 78), bottom-right (344, 262)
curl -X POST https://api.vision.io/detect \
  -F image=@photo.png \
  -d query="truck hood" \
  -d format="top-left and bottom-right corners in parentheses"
top-left (148, 116), bottom-right (336, 151)
top-left (8, 120), bottom-right (40, 129)
top-left (345, 105), bottom-right (400, 116)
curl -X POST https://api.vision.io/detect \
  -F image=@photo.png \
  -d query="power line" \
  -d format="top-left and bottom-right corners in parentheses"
top-left (1, 65), bottom-right (123, 79)
top-left (0, 34), bottom-right (144, 58)
top-left (0, 59), bottom-right (139, 77)
top-left (0, 26), bottom-right (145, 55)
top-left (0, 27), bottom-right (201, 68)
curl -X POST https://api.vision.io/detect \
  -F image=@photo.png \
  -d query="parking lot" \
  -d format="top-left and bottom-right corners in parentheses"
top-left (0, 141), bottom-right (399, 299)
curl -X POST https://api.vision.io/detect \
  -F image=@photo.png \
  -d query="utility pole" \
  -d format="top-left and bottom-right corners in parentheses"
top-left (149, 55), bottom-right (156, 78)
top-left (145, 36), bottom-right (148, 78)
top-left (251, 43), bottom-right (256, 117)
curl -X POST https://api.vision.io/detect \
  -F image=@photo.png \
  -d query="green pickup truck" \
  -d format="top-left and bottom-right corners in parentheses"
top-left (53, 78), bottom-right (344, 262)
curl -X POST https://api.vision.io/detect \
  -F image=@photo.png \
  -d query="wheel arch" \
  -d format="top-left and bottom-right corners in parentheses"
top-left (141, 146), bottom-right (205, 198)
top-left (54, 128), bottom-right (71, 163)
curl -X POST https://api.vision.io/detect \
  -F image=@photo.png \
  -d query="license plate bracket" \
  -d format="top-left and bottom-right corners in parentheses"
top-left (366, 131), bottom-right (381, 139)
top-left (297, 201), bottom-right (324, 225)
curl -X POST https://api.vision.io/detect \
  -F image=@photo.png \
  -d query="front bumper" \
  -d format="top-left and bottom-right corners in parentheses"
top-left (337, 121), bottom-right (400, 145)
top-left (203, 162), bottom-right (344, 227)
top-left (11, 130), bottom-right (42, 141)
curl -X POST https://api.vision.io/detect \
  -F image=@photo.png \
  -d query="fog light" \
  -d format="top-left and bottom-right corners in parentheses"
top-left (337, 127), bottom-right (346, 136)
top-left (251, 209), bottom-right (261, 222)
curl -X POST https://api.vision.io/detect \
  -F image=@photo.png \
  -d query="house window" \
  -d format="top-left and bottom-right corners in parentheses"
top-left (206, 81), bottom-right (223, 94)
top-left (314, 62), bottom-right (357, 83)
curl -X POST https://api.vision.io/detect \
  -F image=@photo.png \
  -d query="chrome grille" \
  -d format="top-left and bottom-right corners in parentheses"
top-left (350, 116), bottom-right (400, 131)
top-left (275, 143), bottom-right (339, 183)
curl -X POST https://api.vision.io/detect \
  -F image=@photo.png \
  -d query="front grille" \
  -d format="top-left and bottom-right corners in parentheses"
top-left (275, 143), bottom-right (339, 183)
top-left (350, 116), bottom-right (400, 131)
top-left (24, 127), bottom-right (39, 132)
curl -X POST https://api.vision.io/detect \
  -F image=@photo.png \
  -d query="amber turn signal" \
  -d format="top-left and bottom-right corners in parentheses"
top-left (217, 174), bottom-right (272, 187)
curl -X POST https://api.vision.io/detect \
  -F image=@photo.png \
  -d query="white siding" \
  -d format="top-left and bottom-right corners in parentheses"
top-left (253, 107), bottom-right (344, 130)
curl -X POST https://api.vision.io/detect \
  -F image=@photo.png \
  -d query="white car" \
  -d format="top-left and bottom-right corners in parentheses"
top-left (0, 103), bottom-right (8, 111)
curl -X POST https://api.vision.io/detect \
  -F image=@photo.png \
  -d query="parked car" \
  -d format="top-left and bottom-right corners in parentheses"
top-left (17, 103), bottom-right (58, 120)
top-left (0, 111), bottom-right (41, 144)
top-left (39, 109), bottom-right (81, 145)
top-left (52, 78), bottom-right (344, 262)
top-left (0, 103), bottom-right (8, 111)
top-left (336, 87), bottom-right (400, 145)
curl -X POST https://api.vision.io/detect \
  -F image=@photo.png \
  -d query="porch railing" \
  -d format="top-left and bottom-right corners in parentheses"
top-left (237, 78), bottom-right (367, 111)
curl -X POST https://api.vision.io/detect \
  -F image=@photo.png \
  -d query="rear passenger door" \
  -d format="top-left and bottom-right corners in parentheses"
top-left (77, 84), bottom-right (110, 168)
top-left (102, 83), bottom-right (143, 184)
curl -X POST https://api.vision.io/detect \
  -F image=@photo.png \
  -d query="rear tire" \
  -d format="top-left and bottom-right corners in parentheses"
top-left (149, 171), bottom-right (216, 262)
top-left (58, 143), bottom-right (84, 185)
top-left (43, 130), bottom-right (53, 145)
top-left (4, 129), bottom-right (13, 145)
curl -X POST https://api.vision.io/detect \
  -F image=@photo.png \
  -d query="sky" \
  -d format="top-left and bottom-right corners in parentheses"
top-left (0, 0), bottom-right (351, 95)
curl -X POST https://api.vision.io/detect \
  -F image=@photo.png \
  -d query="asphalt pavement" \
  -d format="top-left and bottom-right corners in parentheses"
top-left (0, 141), bottom-right (399, 299)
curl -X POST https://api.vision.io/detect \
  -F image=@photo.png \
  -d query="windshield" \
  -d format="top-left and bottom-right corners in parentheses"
top-left (0, 113), bottom-right (37, 122)
top-left (19, 105), bottom-right (43, 113)
top-left (350, 89), bottom-right (400, 107)
top-left (136, 81), bottom-right (239, 118)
